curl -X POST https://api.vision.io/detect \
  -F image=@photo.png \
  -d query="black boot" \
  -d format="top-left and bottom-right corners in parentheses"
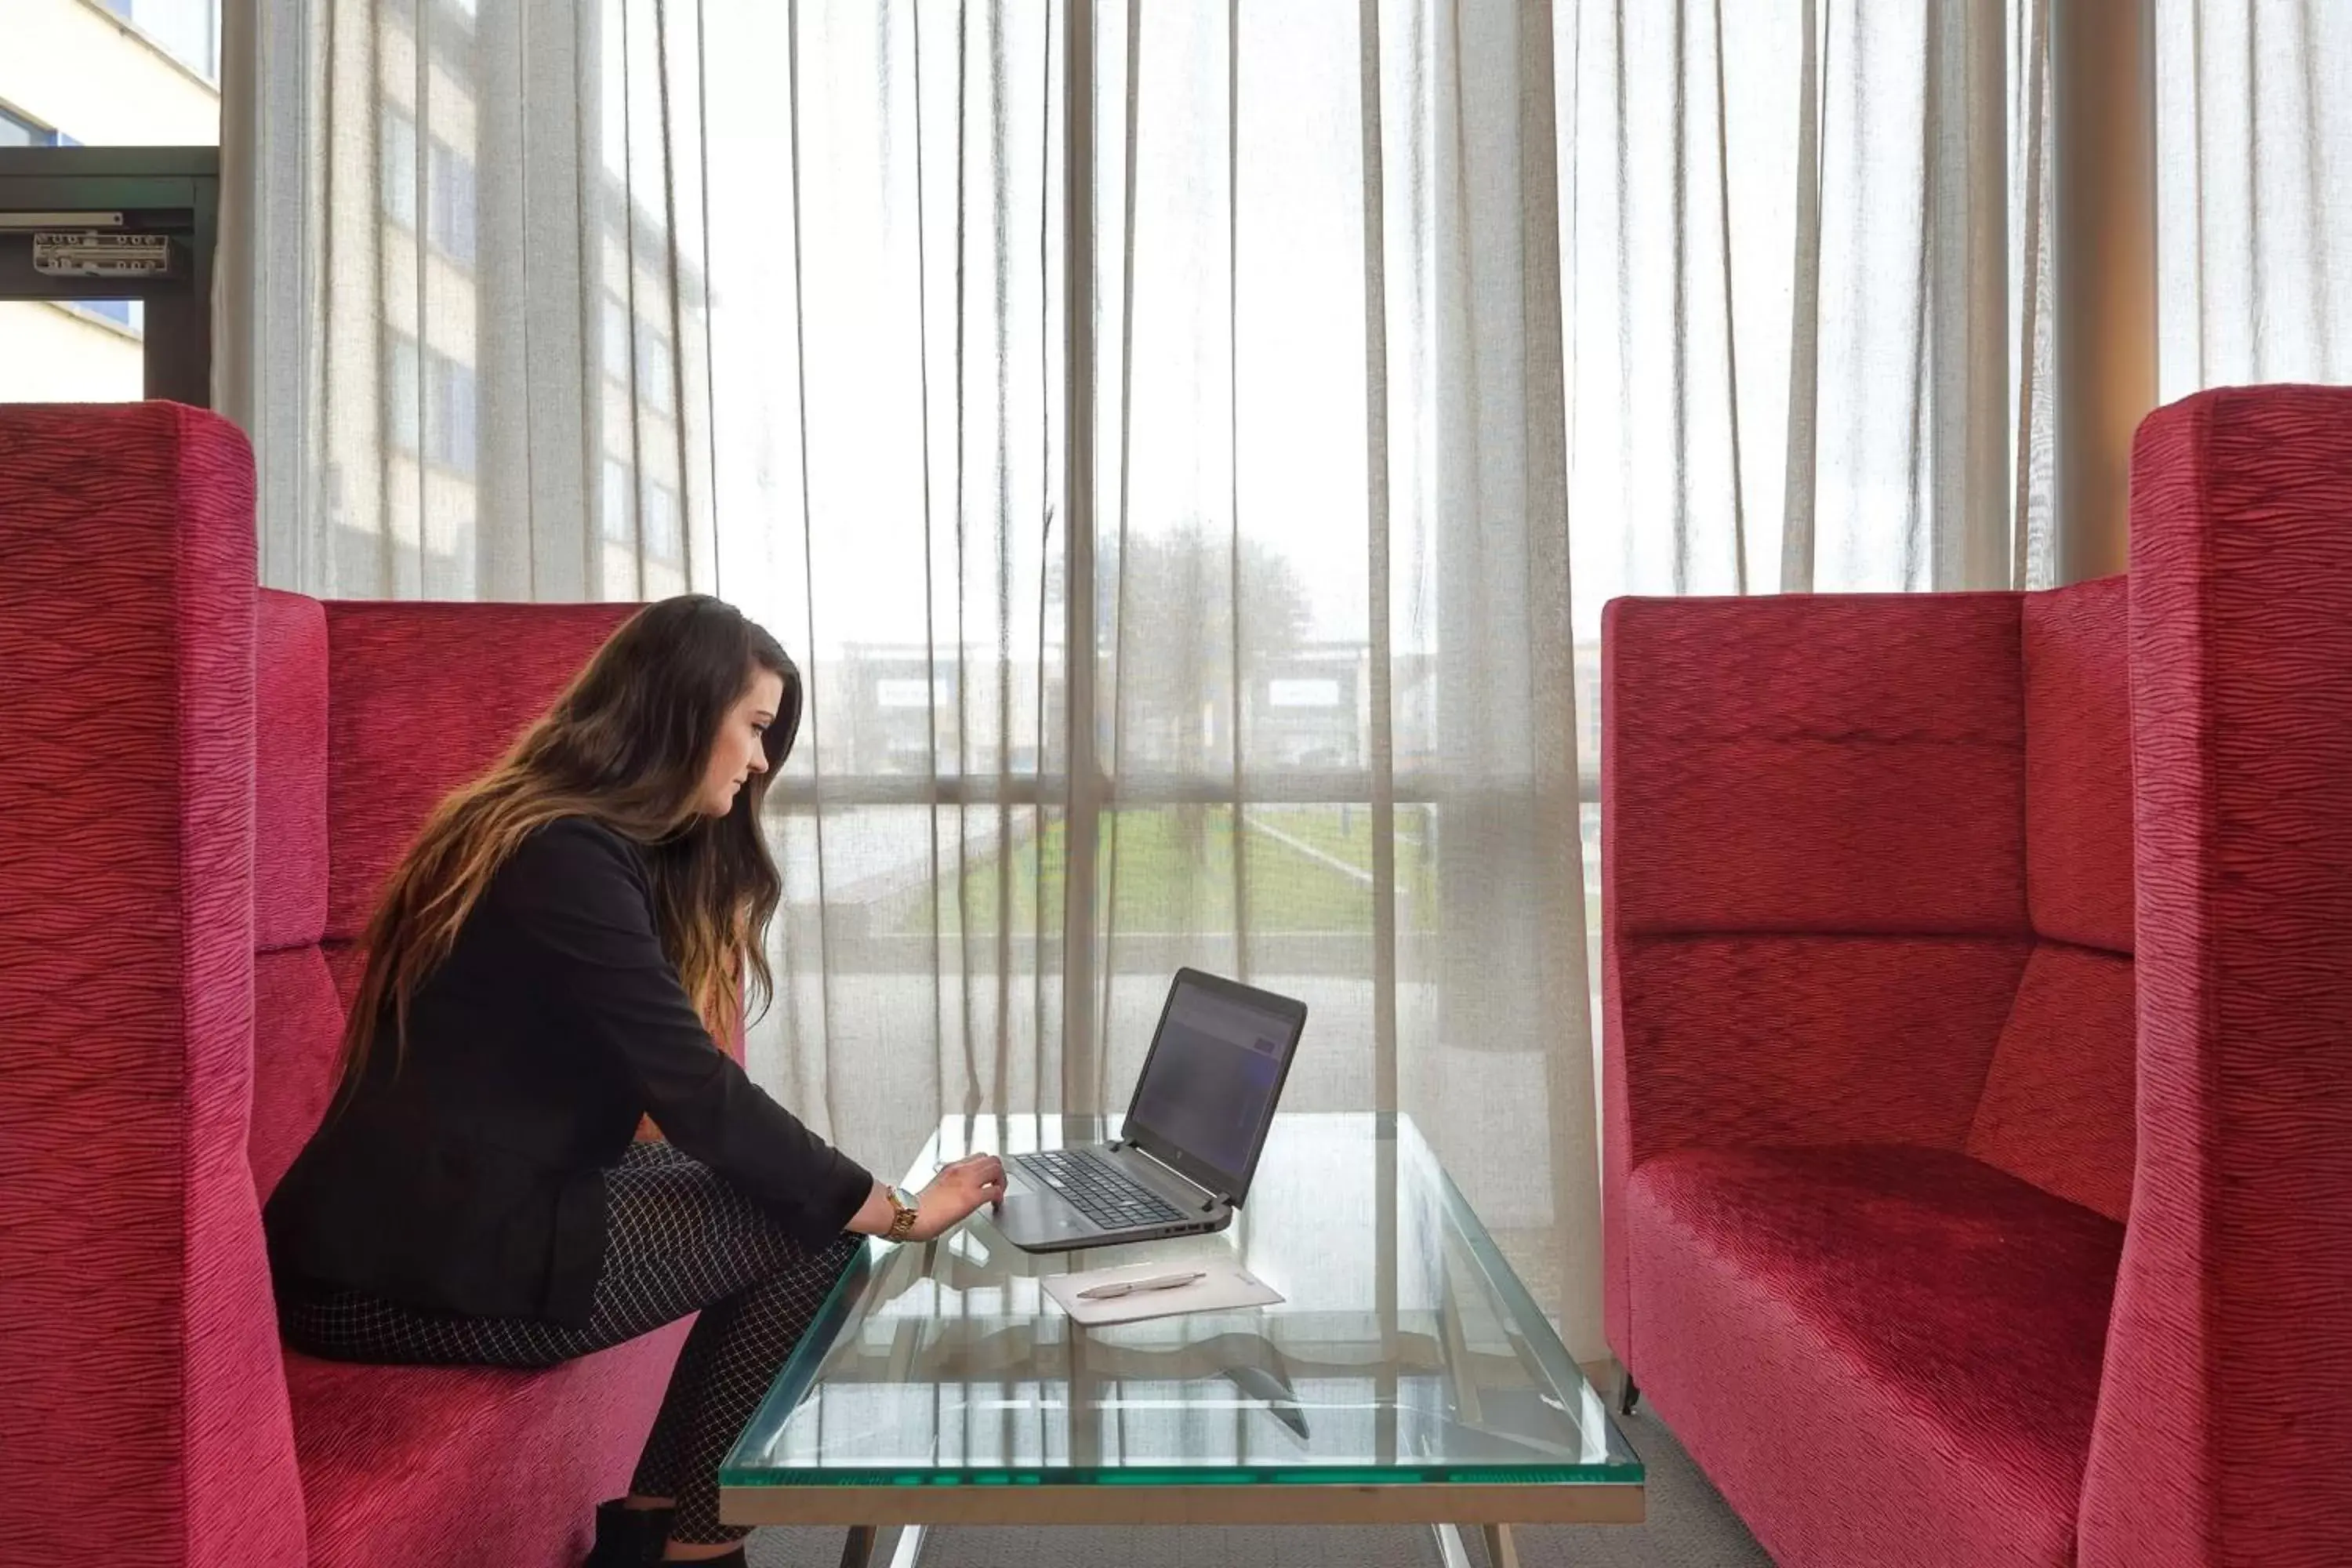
top-left (585, 1498), bottom-right (673, 1565)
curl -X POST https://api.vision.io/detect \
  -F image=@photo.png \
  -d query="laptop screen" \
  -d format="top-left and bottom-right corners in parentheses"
top-left (1123, 971), bottom-right (1305, 1204)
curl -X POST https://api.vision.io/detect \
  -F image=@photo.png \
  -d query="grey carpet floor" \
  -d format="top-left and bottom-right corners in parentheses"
top-left (745, 1406), bottom-right (1772, 1568)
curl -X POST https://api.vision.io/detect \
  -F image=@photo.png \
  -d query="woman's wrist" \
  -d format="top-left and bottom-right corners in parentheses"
top-left (846, 1180), bottom-right (927, 1240)
top-left (884, 1184), bottom-right (921, 1241)
top-left (846, 1179), bottom-right (898, 1236)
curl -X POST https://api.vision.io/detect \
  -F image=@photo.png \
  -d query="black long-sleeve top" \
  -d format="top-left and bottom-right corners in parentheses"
top-left (264, 816), bottom-right (873, 1327)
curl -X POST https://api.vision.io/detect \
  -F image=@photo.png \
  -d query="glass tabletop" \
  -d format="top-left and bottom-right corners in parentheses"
top-left (722, 1112), bottom-right (1641, 1512)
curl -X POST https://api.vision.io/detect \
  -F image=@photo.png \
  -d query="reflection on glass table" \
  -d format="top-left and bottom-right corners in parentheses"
top-left (722, 1113), bottom-right (1641, 1565)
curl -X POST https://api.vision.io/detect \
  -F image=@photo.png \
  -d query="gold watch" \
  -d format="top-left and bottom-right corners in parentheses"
top-left (884, 1185), bottom-right (920, 1243)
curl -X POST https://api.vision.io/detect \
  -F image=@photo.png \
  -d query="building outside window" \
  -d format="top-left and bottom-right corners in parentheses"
top-left (1, 105), bottom-right (59, 147)
top-left (384, 335), bottom-right (422, 455)
top-left (430, 350), bottom-right (477, 474)
top-left (435, 352), bottom-right (480, 474)
top-left (383, 332), bottom-right (478, 477)
top-left (105, 0), bottom-right (222, 84)
top-left (426, 138), bottom-right (477, 263)
top-left (71, 298), bottom-right (143, 332)
top-left (380, 109), bottom-right (476, 267)
top-left (0, 2), bottom-right (219, 405)
top-left (381, 107), bottom-right (419, 229)
top-left (635, 319), bottom-right (674, 416)
top-left (601, 457), bottom-right (635, 543)
top-left (642, 481), bottom-right (680, 561)
top-left (601, 295), bottom-right (631, 379)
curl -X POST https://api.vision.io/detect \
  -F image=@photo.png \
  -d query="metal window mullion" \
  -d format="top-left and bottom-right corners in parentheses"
top-left (759, 769), bottom-right (1549, 811)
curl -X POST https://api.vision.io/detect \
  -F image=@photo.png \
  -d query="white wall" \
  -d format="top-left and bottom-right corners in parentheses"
top-left (0, 303), bottom-right (143, 401)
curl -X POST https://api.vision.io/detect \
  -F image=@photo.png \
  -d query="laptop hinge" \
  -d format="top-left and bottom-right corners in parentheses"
top-left (1109, 1138), bottom-right (1231, 1213)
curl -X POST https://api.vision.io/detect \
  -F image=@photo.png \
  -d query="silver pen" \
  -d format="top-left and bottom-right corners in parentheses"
top-left (1076, 1269), bottom-right (1207, 1301)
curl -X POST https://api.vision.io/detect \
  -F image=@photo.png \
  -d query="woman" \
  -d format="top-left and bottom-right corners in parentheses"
top-left (264, 595), bottom-right (1005, 1566)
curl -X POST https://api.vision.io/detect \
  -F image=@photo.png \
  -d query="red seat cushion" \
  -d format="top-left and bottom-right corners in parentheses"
top-left (1624, 1145), bottom-right (2122, 1568)
top-left (287, 1323), bottom-right (688, 1568)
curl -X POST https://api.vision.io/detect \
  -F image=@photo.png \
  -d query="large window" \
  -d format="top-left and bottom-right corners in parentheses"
top-left (695, 2), bottom-right (1466, 1120)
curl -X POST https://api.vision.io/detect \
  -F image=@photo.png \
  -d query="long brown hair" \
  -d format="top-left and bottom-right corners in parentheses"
top-left (332, 595), bottom-right (802, 1105)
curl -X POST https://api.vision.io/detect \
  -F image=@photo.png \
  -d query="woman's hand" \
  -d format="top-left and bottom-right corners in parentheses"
top-left (911, 1152), bottom-right (1007, 1241)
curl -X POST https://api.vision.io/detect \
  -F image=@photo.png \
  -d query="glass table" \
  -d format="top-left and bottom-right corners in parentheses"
top-left (722, 1113), bottom-right (1642, 1567)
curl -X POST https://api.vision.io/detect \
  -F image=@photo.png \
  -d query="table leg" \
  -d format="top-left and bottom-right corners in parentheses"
top-left (1433, 1523), bottom-right (1519, 1568)
top-left (837, 1523), bottom-right (925, 1568)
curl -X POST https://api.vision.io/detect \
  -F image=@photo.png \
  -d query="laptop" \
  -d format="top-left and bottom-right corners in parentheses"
top-left (989, 967), bottom-right (1308, 1253)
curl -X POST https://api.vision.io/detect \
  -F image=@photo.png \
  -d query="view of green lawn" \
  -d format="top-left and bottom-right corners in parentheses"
top-left (879, 805), bottom-right (1444, 937)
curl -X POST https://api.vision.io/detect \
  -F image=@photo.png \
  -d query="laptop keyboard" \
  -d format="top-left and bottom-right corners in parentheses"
top-left (1015, 1149), bottom-right (1189, 1230)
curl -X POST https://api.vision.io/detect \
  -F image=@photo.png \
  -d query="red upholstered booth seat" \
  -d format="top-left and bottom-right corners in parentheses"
top-left (0, 402), bottom-right (687, 1568)
top-left (1602, 387), bottom-right (2352, 1568)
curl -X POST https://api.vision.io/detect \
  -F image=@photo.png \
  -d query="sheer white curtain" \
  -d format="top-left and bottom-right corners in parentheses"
top-left (223, 0), bottom-right (730, 602)
top-left (2153, 0), bottom-right (2352, 397)
top-left (1555, 0), bottom-right (2054, 1078)
top-left (220, 0), bottom-right (2055, 1361)
top-left (710, 0), bottom-right (1601, 1349)
top-left (1561, 0), bottom-right (2055, 615)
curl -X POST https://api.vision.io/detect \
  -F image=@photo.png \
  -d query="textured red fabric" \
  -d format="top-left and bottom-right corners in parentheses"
top-left (1628, 1145), bottom-right (2121, 1568)
top-left (1602, 388), bottom-right (2352, 1567)
top-left (257, 589), bottom-right (330, 953)
top-left (322, 601), bottom-right (638, 940)
top-left (3, 407), bottom-right (693, 1567)
top-left (1610, 935), bottom-right (2029, 1161)
top-left (1603, 593), bottom-right (2028, 938)
top-left (2023, 576), bottom-right (2133, 955)
top-left (288, 1324), bottom-right (688, 1568)
top-left (1603, 933), bottom-right (2029, 1346)
top-left (2080, 387), bottom-right (2352, 1567)
top-left (1968, 942), bottom-right (2137, 1222)
top-left (251, 947), bottom-right (347, 1203)
top-left (0, 403), bottom-right (307, 1567)
top-left (322, 938), bottom-right (368, 1011)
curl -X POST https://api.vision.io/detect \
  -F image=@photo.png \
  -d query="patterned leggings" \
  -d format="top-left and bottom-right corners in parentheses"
top-left (278, 1142), bottom-right (862, 1545)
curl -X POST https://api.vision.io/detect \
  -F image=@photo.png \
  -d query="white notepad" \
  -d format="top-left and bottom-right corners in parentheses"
top-left (1043, 1258), bottom-right (1285, 1327)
